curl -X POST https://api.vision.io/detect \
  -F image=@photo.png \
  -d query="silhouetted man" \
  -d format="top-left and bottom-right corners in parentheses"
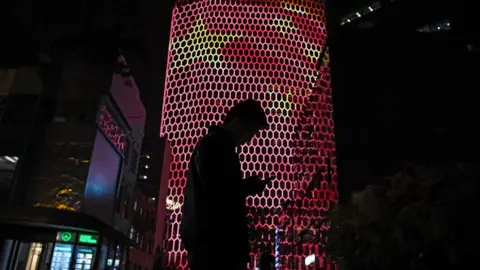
top-left (259, 252), bottom-right (275, 270)
top-left (181, 99), bottom-right (273, 270)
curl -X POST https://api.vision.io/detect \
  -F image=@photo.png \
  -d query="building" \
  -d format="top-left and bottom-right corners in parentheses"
top-left (326, 0), bottom-right (480, 200)
top-left (0, 51), bottom-right (146, 269)
top-left (128, 187), bottom-right (157, 270)
top-left (136, 139), bottom-right (165, 200)
top-left (338, 0), bottom-right (455, 32)
top-left (113, 0), bottom-right (175, 266)
top-left (159, 0), bottom-right (335, 269)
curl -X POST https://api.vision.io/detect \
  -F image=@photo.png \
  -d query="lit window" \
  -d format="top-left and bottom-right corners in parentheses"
top-left (166, 198), bottom-right (181, 210)
top-left (145, 165), bottom-right (149, 169)
top-left (305, 254), bottom-right (316, 266)
top-left (133, 200), bottom-right (138, 211)
top-left (129, 227), bottom-right (136, 239)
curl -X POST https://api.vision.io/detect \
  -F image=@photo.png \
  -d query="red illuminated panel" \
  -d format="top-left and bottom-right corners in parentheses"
top-left (97, 106), bottom-right (127, 155)
top-left (287, 59), bottom-right (337, 269)
top-left (160, 0), bottom-right (336, 269)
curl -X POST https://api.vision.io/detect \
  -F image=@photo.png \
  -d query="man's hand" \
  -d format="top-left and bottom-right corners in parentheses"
top-left (244, 175), bottom-right (275, 195)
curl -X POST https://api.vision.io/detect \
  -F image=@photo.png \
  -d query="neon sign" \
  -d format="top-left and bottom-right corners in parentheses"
top-left (96, 106), bottom-right (128, 155)
top-left (57, 231), bottom-right (76, 243)
top-left (78, 234), bottom-right (99, 245)
top-left (61, 232), bottom-right (72, 242)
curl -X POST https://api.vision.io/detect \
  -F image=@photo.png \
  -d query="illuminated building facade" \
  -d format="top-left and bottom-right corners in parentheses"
top-left (160, 0), bottom-right (336, 269)
top-left (0, 53), bottom-right (146, 269)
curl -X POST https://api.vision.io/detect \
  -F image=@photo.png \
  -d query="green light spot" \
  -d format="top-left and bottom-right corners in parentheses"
top-left (78, 234), bottom-right (98, 245)
top-left (61, 232), bottom-right (72, 242)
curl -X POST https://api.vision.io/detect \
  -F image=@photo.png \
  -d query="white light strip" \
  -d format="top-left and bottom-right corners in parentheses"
top-left (5, 156), bottom-right (16, 163)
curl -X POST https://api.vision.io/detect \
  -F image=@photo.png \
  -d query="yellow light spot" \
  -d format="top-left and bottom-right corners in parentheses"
top-left (170, 17), bottom-right (239, 68)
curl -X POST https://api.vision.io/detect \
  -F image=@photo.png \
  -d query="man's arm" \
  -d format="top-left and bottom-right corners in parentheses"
top-left (241, 176), bottom-right (273, 197)
top-left (194, 135), bottom-right (271, 197)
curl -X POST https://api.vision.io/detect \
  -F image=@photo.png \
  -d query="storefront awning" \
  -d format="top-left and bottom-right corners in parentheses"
top-left (0, 207), bottom-right (134, 246)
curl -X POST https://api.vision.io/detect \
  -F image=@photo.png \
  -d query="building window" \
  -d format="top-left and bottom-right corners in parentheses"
top-left (129, 227), bottom-right (136, 239)
top-left (0, 156), bottom-right (19, 204)
top-left (133, 200), bottom-right (138, 211)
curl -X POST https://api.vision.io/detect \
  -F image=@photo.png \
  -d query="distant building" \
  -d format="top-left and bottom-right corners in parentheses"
top-left (0, 51), bottom-right (146, 269)
top-left (329, 0), bottom-right (480, 200)
top-left (128, 187), bottom-right (157, 269)
top-left (339, 0), bottom-right (454, 32)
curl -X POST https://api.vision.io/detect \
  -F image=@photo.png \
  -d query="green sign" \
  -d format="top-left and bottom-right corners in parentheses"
top-left (57, 231), bottom-right (76, 243)
top-left (61, 232), bottom-right (73, 242)
top-left (78, 234), bottom-right (99, 245)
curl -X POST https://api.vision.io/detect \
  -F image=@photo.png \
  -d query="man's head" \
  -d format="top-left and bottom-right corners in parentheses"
top-left (222, 99), bottom-right (268, 146)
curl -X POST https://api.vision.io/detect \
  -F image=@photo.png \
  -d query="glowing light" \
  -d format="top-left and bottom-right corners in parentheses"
top-left (97, 106), bottom-right (127, 154)
top-left (78, 234), bottom-right (99, 245)
top-left (160, 0), bottom-right (335, 269)
top-left (169, 16), bottom-right (238, 68)
top-left (166, 198), bottom-right (181, 211)
top-left (275, 227), bottom-right (280, 270)
top-left (4, 156), bottom-right (17, 163)
top-left (305, 254), bottom-right (315, 266)
top-left (61, 232), bottom-right (73, 242)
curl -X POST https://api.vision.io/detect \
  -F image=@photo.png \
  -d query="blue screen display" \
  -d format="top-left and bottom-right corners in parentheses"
top-left (83, 130), bottom-right (121, 225)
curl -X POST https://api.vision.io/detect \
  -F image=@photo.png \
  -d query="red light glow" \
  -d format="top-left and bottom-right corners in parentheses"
top-left (97, 106), bottom-right (127, 155)
top-left (160, 0), bottom-right (336, 269)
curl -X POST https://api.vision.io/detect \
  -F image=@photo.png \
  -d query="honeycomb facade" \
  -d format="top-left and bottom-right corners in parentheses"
top-left (160, 0), bottom-right (336, 268)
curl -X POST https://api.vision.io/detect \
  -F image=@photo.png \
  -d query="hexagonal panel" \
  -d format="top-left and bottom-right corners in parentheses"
top-left (160, 0), bottom-right (336, 269)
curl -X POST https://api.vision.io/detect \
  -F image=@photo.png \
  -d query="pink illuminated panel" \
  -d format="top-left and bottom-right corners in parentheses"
top-left (97, 106), bottom-right (127, 155)
top-left (160, 0), bottom-right (336, 269)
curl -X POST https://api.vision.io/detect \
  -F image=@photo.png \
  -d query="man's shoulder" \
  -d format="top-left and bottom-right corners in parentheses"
top-left (196, 130), bottom-right (227, 150)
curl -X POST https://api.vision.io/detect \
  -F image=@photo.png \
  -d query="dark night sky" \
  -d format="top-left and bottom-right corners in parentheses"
top-left (331, 30), bottom-right (480, 200)
top-left (4, 0), bottom-right (478, 199)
